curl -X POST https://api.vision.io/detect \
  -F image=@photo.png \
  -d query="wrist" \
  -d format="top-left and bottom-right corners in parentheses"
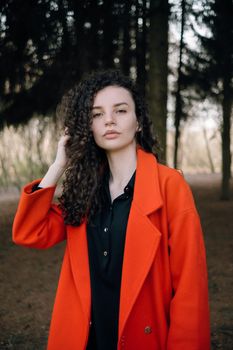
top-left (51, 162), bottom-right (67, 173)
top-left (38, 163), bottom-right (65, 188)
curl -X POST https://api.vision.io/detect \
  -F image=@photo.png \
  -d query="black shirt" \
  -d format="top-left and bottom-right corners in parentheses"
top-left (86, 170), bottom-right (135, 350)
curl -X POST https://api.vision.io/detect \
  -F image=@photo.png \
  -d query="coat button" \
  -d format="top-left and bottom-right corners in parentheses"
top-left (120, 335), bottom-right (125, 342)
top-left (120, 335), bottom-right (125, 347)
top-left (144, 326), bottom-right (152, 334)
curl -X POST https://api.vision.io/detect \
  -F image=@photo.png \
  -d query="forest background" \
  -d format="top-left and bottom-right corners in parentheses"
top-left (0, 0), bottom-right (232, 349)
top-left (0, 0), bottom-right (232, 199)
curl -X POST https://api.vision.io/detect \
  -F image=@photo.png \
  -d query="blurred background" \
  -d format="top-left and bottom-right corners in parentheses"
top-left (0, 0), bottom-right (232, 349)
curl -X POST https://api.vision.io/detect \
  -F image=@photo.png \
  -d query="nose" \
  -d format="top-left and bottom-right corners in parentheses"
top-left (104, 111), bottom-right (116, 125)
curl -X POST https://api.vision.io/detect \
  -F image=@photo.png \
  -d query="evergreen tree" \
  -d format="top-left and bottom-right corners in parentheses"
top-left (0, 0), bottom-right (169, 154)
top-left (148, 0), bottom-right (169, 161)
top-left (186, 0), bottom-right (232, 199)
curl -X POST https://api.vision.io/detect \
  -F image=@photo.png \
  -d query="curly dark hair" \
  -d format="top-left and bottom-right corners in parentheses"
top-left (58, 69), bottom-right (162, 226)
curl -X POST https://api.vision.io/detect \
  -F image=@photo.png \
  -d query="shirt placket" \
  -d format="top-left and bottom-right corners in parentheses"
top-left (101, 202), bottom-right (113, 270)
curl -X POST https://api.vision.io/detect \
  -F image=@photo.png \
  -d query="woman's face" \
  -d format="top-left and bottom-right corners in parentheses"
top-left (90, 85), bottom-right (140, 152)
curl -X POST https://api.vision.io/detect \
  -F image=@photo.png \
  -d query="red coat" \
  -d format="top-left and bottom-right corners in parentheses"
top-left (13, 148), bottom-right (210, 350)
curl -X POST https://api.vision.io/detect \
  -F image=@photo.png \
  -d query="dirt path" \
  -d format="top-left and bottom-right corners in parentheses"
top-left (0, 174), bottom-right (232, 349)
top-left (187, 174), bottom-right (233, 350)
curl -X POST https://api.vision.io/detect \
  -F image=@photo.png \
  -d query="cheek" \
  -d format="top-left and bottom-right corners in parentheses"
top-left (91, 121), bottom-right (99, 135)
top-left (125, 118), bottom-right (138, 134)
top-left (91, 122), bottom-right (103, 144)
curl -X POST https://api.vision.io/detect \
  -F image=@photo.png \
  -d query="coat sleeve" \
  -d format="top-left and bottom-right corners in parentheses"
top-left (166, 173), bottom-right (210, 350)
top-left (12, 179), bottom-right (66, 249)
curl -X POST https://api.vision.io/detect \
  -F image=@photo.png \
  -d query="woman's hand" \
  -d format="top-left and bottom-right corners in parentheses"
top-left (38, 131), bottom-right (70, 188)
top-left (53, 133), bottom-right (70, 170)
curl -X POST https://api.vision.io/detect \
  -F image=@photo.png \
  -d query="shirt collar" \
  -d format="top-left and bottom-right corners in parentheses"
top-left (103, 169), bottom-right (136, 198)
top-left (123, 170), bottom-right (136, 196)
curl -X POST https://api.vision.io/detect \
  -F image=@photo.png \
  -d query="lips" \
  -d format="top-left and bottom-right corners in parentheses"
top-left (103, 130), bottom-right (120, 136)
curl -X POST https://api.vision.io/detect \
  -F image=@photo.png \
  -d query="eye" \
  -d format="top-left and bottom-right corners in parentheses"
top-left (92, 112), bottom-right (102, 118)
top-left (116, 109), bottom-right (127, 114)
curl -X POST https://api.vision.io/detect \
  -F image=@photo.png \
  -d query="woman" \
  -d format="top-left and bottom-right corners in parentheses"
top-left (13, 69), bottom-right (210, 350)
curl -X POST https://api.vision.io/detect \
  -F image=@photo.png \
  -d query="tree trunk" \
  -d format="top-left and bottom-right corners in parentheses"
top-left (72, 1), bottom-right (90, 76)
top-left (136, 0), bottom-right (147, 96)
top-left (103, 0), bottom-right (115, 68)
top-left (148, 0), bottom-right (169, 162)
top-left (221, 73), bottom-right (232, 199)
top-left (121, 0), bottom-right (131, 76)
top-left (173, 0), bottom-right (185, 169)
top-left (220, 0), bottom-right (232, 200)
top-left (89, 0), bottom-right (100, 70)
top-left (202, 125), bottom-right (215, 173)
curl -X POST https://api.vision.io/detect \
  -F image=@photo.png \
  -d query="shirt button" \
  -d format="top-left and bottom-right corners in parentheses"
top-left (103, 251), bottom-right (108, 256)
top-left (104, 227), bottom-right (108, 232)
top-left (144, 326), bottom-right (152, 334)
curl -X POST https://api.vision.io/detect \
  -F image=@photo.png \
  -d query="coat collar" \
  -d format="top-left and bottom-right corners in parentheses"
top-left (133, 146), bottom-right (163, 215)
top-left (67, 147), bottom-right (164, 336)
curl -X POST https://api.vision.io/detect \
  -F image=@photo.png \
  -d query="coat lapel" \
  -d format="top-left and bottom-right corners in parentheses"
top-left (118, 148), bottom-right (163, 337)
top-left (65, 148), bottom-right (163, 335)
top-left (67, 220), bottom-right (91, 323)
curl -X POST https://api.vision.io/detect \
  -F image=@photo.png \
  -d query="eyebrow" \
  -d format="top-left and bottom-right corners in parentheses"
top-left (91, 102), bottom-right (129, 110)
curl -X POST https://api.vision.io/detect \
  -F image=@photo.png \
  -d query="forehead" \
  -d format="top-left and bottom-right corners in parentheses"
top-left (93, 86), bottom-right (134, 106)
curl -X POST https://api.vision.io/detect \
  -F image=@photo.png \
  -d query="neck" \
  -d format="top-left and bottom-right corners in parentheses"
top-left (106, 142), bottom-right (137, 186)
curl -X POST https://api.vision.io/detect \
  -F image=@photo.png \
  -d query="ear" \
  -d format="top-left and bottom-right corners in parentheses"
top-left (136, 123), bottom-right (142, 132)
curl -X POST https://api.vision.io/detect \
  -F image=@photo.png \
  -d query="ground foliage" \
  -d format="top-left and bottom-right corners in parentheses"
top-left (0, 174), bottom-right (232, 349)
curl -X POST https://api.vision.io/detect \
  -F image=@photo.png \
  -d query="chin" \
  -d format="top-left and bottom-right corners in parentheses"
top-left (97, 140), bottom-right (137, 153)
